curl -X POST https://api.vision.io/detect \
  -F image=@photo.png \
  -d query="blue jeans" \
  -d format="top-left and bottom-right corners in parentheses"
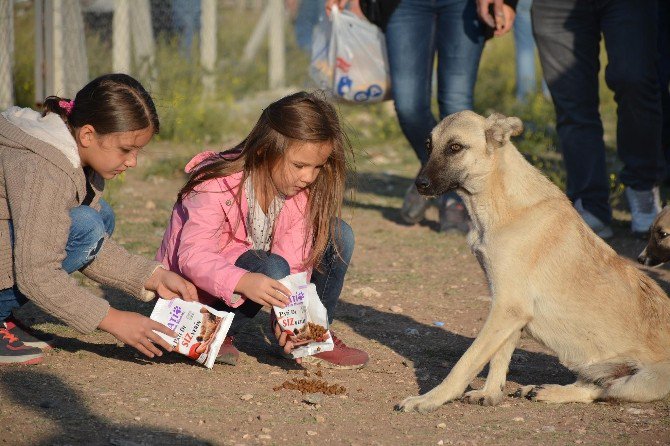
top-left (533, 0), bottom-right (664, 224)
top-left (0, 201), bottom-right (115, 321)
top-left (215, 219), bottom-right (355, 336)
top-left (385, 0), bottom-right (484, 165)
top-left (294, 0), bottom-right (325, 52)
top-left (514, 0), bottom-right (549, 102)
top-left (172, 0), bottom-right (201, 59)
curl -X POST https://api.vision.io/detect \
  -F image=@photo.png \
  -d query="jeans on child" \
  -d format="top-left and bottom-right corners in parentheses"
top-left (218, 219), bottom-right (355, 336)
top-left (0, 200), bottom-right (115, 321)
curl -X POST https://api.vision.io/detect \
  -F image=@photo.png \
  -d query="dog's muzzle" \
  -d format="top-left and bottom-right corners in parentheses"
top-left (415, 175), bottom-right (432, 195)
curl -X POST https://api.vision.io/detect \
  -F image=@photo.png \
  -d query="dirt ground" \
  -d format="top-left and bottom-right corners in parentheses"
top-left (1, 140), bottom-right (669, 446)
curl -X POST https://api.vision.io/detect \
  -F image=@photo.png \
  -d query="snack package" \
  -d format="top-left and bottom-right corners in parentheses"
top-left (273, 272), bottom-right (334, 359)
top-left (150, 298), bottom-right (234, 369)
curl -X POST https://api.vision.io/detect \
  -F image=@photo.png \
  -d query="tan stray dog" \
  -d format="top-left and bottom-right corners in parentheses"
top-left (638, 206), bottom-right (670, 267)
top-left (397, 111), bottom-right (670, 413)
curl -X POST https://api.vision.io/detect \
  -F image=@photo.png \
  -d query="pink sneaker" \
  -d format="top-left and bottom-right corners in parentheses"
top-left (302, 332), bottom-right (369, 370)
top-left (215, 336), bottom-right (239, 365)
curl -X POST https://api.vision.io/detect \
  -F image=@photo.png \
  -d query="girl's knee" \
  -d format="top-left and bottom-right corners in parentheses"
top-left (334, 219), bottom-right (354, 262)
top-left (262, 253), bottom-right (291, 279)
top-left (69, 206), bottom-right (106, 244)
top-left (98, 199), bottom-right (116, 235)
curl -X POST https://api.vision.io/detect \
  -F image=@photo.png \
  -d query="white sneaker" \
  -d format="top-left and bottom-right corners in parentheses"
top-left (574, 199), bottom-right (614, 239)
top-left (625, 186), bottom-right (661, 234)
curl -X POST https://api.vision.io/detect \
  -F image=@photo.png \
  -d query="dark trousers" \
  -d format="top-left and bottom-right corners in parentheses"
top-left (532, 0), bottom-right (664, 224)
top-left (214, 219), bottom-right (354, 336)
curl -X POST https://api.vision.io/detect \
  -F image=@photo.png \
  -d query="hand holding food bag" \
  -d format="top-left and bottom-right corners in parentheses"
top-left (310, 5), bottom-right (391, 104)
top-left (150, 298), bottom-right (234, 369)
top-left (273, 272), bottom-right (334, 359)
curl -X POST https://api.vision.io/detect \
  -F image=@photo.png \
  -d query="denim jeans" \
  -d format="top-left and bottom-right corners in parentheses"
top-left (659, 0), bottom-right (670, 174)
top-left (213, 219), bottom-right (355, 336)
top-left (385, 0), bottom-right (484, 166)
top-left (294, 0), bottom-right (325, 52)
top-left (513, 0), bottom-right (549, 102)
top-left (0, 200), bottom-right (115, 321)
top-left (533, 0), bottom-right (664, 224)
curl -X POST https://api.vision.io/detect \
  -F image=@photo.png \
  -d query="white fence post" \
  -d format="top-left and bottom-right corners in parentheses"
top-left (131, 0), bottom-right (156, 84)
top-left (201, 0), bottom-right (217, 96)
top-left (113, 0), bottom-right (131, 74)
top-left (268, 0), bottom-right (285, 89)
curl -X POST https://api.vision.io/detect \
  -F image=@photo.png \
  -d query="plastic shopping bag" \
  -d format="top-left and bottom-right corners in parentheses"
top-left (272, 272), bottom-right (334, 359)
top-left (150, 298), bottom-right (234, 369)
top-left (309, 6), bottom-right (391, 104)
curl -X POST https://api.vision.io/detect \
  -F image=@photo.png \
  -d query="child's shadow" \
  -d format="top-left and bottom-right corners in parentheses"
top-left (0, 369), bottom-right (213, 445)
top-left (334, 301), bottom-right (575, 395)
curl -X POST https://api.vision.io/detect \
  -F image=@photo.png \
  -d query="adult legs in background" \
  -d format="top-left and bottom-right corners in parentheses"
top-left (533, 0), bottom-right (613, 237)
top-left (601, 0), bottom-right (664, 234)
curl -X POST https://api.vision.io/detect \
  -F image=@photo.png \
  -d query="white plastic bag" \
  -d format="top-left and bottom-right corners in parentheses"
top-left (272, 272), bottom-right (334, 359)
top-left (150, 298), bottom-right (234, 369)
top-left (310, 6), bottom-right (391, 104)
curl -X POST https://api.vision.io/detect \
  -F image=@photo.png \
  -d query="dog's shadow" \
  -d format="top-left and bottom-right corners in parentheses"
top-left (335, 301), bottom-right (575, 395)
top-left (0, 369), bottom-right (212, 446)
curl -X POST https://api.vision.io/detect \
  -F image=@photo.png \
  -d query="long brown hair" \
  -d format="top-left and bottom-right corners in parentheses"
top-left (179, 91), bottom-right (353, 269)
top-left (42, 73), bottom-right (159, 135)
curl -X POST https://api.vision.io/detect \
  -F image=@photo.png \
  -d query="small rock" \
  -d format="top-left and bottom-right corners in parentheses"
top-left (145, 200), bottom-right (156, 210)
top-left (574, 441), bottom-right (583, 445)
top-left (242, 434), bottom-right (250, 439)
top-left (133, 416), bottom-right (141, 421)
top-left (541, 426), bottom-right (556, 433)
top-left (436, 423), bottom-right (446, 429)
top-left (404, 328), bottom-right (420, 336)
top-left (433, 321), bottom-right (445, 327)
top-left (137, 397), bottom-right (149, 403)
top-left (258, 435), bottom-right (271, 440)
top-left (303, 394), bottom-right (324, 405)
top-left (513, 417), bottom-right (525, 422)
top-left (626, 408), bottom-right (644, 415)
top-left (240, 394), bottom-right (253, 401)
top-left (315, 415), bottom-right (326, 423)
top-left (352, 287), bottom-right (381, 298)
top-left (307, 431), bottom-right (318, 436)
top-left (261, 427), bottom-right (271, 433)
top-left (390, 305), bottom-right (403, 313)
top-left (198, 420), bottom-right (205, 425)
top-left (438, 441), bottom-right (444, 445)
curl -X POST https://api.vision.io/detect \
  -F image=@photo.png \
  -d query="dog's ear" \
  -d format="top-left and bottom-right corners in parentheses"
top-left (485, 113), bottom-right (523, 151)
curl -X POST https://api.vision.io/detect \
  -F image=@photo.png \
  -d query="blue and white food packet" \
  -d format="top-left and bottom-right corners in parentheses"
top-left (150, 298), bottom-right (234, 369)
top-left (272, 272), bottom-right (334, 359)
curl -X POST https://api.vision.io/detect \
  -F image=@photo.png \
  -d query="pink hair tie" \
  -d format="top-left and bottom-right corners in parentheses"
top-left (58, 99), bottom-right (75, 116)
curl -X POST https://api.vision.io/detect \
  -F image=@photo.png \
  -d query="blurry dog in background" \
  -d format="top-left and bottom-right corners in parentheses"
top-left (638, 206), bottom-right (670, 266)
top-left (397, 111), bottom-right (670, 413)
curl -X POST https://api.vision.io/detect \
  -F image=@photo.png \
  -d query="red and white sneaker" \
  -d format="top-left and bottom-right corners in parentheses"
top-left (0, 324), bottom-right (44, 365)
top-left (3, 316), bottom-right (55, 350)
top-left (302, 331), bottom-right (369, 370)
top-left (215, 336), bottom-right (239, 366)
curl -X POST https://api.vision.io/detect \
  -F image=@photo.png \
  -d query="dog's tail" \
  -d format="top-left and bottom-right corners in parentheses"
top-left (577, 360), bottom-right (670, 402)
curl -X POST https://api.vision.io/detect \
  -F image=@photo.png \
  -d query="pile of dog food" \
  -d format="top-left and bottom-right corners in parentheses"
top-left (273, 377), bottom-right (346, 395)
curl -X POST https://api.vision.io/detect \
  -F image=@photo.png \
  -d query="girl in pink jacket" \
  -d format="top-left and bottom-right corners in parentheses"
top-left (157, 92), bottom-right (368, 369)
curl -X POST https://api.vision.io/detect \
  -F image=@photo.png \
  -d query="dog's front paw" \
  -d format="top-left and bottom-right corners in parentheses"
top-left (395, 394), bottom-right (444, 413)
top-left (462, 389), bottom-right (504, 406)
top-left (511, 385), bottom-right (543, 400)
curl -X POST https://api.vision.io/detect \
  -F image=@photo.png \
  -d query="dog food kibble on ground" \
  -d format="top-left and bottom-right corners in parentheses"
top-left (273, 378), bottom-right (347, 395)
top-left (294, 322), bottom-right (328, 341)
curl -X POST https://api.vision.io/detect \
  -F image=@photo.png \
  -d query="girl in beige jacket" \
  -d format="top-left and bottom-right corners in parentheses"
top-left (0, 73), bottom-right (197, 365)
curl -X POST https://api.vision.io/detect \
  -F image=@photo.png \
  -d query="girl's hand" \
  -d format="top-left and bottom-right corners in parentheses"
top-left (273, 323), bottom-right (304, 364)
top-left (98, 307), bottom-right (177, 358)
top-left (477, 0), bottom-right (516, 36)
top-left (325, 0), bottom-right (364, 18)
top-left (145, 267), bottom-right (198, 302)
top-left (235, 273), bottom-right (292, 308)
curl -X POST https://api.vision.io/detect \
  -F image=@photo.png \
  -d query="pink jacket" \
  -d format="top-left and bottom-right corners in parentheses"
top-left (156, 151), bottom-right (312, 308)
